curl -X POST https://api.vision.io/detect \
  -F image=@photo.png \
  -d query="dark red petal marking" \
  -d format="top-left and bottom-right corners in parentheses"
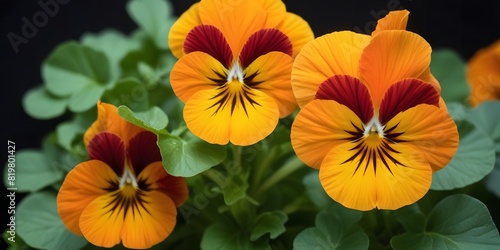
top-left (379, 78), bottom-right (440, 124)
top-left (239, 28), bottom-right (293, 68)
top-left (315, 75), bottom-right (374, 124)
top-left (184, 24), bottom-right (233, 68)
top-left (128, 131), bottom-right (161, 175)
top-left (88, 132), bottom-right (125, 176)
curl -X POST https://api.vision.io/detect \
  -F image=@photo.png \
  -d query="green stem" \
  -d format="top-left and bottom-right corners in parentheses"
top-left (251, 146), bottom-right (278, 188)
top-left (256, 156), bottom-right (303, 196)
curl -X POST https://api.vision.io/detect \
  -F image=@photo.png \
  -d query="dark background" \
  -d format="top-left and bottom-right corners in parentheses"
top-left (1, 0), bottom-right (499, 248)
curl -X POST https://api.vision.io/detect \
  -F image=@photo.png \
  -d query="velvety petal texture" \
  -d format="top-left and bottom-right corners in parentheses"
top-left (58, 102), bottom-right (188, 249)
top-left (169, 0), bottom-right (314, 146)
top-left (290, 10), bottom-right (458, 210)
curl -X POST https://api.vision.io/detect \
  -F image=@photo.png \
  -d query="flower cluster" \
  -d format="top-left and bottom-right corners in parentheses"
top-left (51, 3), bottom-right (471, 249)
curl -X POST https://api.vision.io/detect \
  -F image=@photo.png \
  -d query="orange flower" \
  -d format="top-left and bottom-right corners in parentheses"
top-left (467, 39), bottom-right (500, 106)
top-left (57, 101), bottom-right (188, 249)
top-left (291, 10), bottom-right (459, 211)
top-left (168, 0), bottom-right (314, 146)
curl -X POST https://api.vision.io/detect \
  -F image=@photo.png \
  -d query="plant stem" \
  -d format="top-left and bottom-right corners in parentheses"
top-left (256, 156), bottom-right (303, 196)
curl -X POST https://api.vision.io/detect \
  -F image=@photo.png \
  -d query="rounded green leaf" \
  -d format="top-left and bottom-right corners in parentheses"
top-left (81, 29), bottom-right (141, 79)
top-left (126, 0), bottom-right (174, 50)
top-left (391, 194), bottom-right (500, 250)
top-left (430, 49), bottom-right (469, 103)
top-left (3, 150), bottom-right (62, 192)
top-left (157, 133), bottom-right (227, 177)
top-left (68, 83), bottom-right (106, 113)
top-left (17, 191), bottom-right (88, 250)
top-left (22, 86), bottom-right (68, 119)
top-left (42, 41), bottom-right (111, 97)
top-left (118, 105), bottom-right (168, 133)
top-left (431, 121), bottom-right (495, 190)
top-left (486, 163), bottom-right (500, 198)
top-left (56, 120), bottom-right (85, 151)
top-left (293, 203), bottom-right (369, 250)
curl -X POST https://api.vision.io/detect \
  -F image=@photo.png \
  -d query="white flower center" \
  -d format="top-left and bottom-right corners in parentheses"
top-left (363, 117), bottom-right (385, 137)
top-left (226, 61), bottom-right (244, 83)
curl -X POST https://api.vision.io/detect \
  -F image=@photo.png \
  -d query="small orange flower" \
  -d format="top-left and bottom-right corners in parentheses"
top-left (467, 39), bottom-right (500, 106)
top-left (168, 0), bottom-right (314, 146)
top-left (291, 10), bottom-right (459, 211)
top-left (57, 101), bottom-right (188, 249)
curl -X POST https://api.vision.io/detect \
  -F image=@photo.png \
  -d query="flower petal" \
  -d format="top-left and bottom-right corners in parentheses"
top-left (57, 160), bottom-right (117, 235)
top-left (359, 30), bottom-right (432, 108)
top-left (79, 192), bottom-right (124, 248)
top-left (183, 83), bottom-right (279, 146)
top-left (128, 131), bottom-right (161, 176)
top-left (170, 51), bottom-right (227, 102)
top-left (275, 12), bottom-right (314, 58)
top-left (120, 191), bottom-right (177, 249)
top-left (79, 189), bottom-right (177, 249)
top-left (84, 101), bottom-right (144, 147)
top-left (239, 29), bottom-right (292, 68)
top-left (417, 67), bottom-right (441, 93)
top-left (386, 104), bottom-right (459, 172)
top-left (244, 52), bottom-right (296, 117)
top-left (199, 0), bottom-right (267, 56)
top-left (168, 3), bottom-right (202, 58)
top-left (467, 39), bottom-right (500, 106)
top-left (88, 132), bottom-right (125, 176)
top-left (292, 31), bottom-right (370, 107)
top-left (184, 25), bottom-right (233, 68)
top-left (138, 162), bottom-right (188, 207)
top-left (255, 0), bottom-right (286, 27)
top-left (379, 78), bottom-right (440, 125)
top-left (315, 75), bottom-right (374, 124)
top-left (319, 141), bottom-right (432, 211)
top-left (372, 9), bottom-right (409, 36)
top-left (291, 100), bottom-right (364, 169)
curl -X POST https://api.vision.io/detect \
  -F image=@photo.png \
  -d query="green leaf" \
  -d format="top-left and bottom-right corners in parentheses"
top-left (22, 86), bottom-right (68, 119)
top-left (391, 194), bottom-right (500, 250)
top-left (293, 203), bottom-right (369, 250)
top-left (431, 121), bottom-right (495, 190)
top-left (102, 78), bottom-right (149, 111)
top-left (3, 150), bottom-right (62, 192)
top-left (201, 223), bottom-right (270, 250)
top-left (394, 204), bottom-right (426, 233)
top-left (17, 191), bottom-right (88, 250)
top-left (126, 0), bottom-right (174, 50)
top-left (468, 101), bottom-right (500, 151)
top-left (56, 118), bottom-right (86, 152)
top-left (118, 105), bottom-right (168, 133)
top-left (157, 132), bottom-right (227, 177)
top-left (119, 35), bottom-right (164, 79)
top-left (303, 171), bottom-right (331, 208)
top-left (81, 29), bottom-right (141, 79)
top-left (251, 211), bottom-right (288, 241)
top-left (430, 49), bottom-right (469, 103)
top-left (68, 83), bottom-right (106, 113)
top-left (42, 41), bottom-right (111, 97)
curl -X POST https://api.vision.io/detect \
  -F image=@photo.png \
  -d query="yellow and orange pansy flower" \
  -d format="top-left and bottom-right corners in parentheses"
top-left (290, 10), bottom-right (459, 211)
top-left (467, 39), bottom-right (500, 106)
top-left (169, 0), bottom-right (314, 146)
top-left (57, 101), bottom-right (188, 249)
